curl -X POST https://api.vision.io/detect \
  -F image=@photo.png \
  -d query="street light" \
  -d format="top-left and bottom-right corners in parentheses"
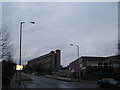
top-left (19, 21), bottom-right (35, 65)
top-left (19, 21), bottom-right (35, 85)
top-left (70, 44), bottom-right (80, 60)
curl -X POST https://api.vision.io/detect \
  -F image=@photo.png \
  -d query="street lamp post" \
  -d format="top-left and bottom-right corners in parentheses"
top-left (70, 44), bottom-right (81, 78)
top-left (19, 21), bottom-right (35, 65)
top-left (19, 21), bottom-right (35, 85)
top-left (19, 22), bottom-right (24, 65)
top-left (70, 44), bottom-right (80, 60)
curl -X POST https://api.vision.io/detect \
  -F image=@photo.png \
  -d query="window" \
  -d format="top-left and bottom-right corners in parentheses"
top-left (98, 62), bottom-right (102, 65)
top-left (99, 66), bottom-right (103, 68)
top-left (109, 63), bottom-right (113, 65)
top-left (104, 63), bottom-right (108, 65)
top-left (93, 66), bottom-right (97, 68)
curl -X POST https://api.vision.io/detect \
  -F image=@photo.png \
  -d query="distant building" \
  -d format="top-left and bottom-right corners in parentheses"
top-left (26, 50), bottom-right (61, 74)
top-left (106, 55), bottom-right (120, 69)
top-left (53, 66), bottom-right (70, 77)
top-left (69, 55), bottom-right (120, 78)
top-left (69, 59), bottom-right (86, 78)
top-left (81, 56), bottom-right (111, 69)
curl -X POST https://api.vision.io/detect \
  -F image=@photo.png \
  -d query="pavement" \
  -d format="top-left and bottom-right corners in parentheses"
top-left (46, 75), bottom-right (96, 83)
top-left (9, 72), bottom-right (29, 88)
top-left (57, 76), bottom-right (80, 82)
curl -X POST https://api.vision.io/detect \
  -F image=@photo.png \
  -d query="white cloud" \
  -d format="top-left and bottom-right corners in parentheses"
top-left (2, 2), bottom-right (118, 66)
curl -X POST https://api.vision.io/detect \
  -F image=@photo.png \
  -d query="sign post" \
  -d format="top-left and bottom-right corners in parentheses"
top-left (16, 65), bottom-right (23, 85)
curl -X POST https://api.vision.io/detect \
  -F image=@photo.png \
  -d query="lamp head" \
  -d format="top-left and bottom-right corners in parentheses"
top-left (70, 44), bottom-right (73, 46)
top-left (31, 22), bottom-right (35, 24)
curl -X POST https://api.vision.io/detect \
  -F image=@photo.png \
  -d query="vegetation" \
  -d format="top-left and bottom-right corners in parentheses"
top-left (0, 25), bottom-right (16, 88)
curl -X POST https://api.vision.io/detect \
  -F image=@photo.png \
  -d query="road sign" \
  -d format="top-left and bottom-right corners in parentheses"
top-left (16, 65), bottom-right (23, 70)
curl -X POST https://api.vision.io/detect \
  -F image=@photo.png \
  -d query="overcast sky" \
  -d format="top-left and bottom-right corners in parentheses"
top-left (2, 2), bottom-right (118, 66)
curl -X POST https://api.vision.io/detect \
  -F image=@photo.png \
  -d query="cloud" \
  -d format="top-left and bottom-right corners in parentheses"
top-left (2, 2), bottom-right (118, 66)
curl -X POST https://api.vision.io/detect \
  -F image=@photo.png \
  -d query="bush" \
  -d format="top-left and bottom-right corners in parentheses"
top-left (2, 60), bottom-right (16, 88)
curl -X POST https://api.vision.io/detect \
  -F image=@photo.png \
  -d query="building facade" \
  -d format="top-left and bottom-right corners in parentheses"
top-left (106, 55), bottom-right (120, 70)
top-left (80, 56), bottom-right (111, 69)
top-left (69, 55), bottom-right (120, 79)
top-left (26, 50), bottom-right (61, 74)
top-left (69, 59), bottom-right (86, 78)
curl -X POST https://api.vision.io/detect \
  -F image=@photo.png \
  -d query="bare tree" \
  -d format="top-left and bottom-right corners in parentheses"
top-left (0, 25), bottom-right (14, 63)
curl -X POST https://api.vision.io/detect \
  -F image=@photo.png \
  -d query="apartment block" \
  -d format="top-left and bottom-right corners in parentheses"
top-left (26, 50), bottom-right (61, 74)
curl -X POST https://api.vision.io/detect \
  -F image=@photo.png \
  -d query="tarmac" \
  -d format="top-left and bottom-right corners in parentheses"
top-left (8, 73), bottom-right (96, 88)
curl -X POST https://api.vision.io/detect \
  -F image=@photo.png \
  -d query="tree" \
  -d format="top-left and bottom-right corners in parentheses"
top-left (0, 25), bottom-right (16, 88)
top-left (0, 25), bottom-right (14, 63)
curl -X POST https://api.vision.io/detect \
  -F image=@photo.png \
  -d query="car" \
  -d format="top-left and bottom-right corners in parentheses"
top-left (97, 78), bottom-right (120, 88)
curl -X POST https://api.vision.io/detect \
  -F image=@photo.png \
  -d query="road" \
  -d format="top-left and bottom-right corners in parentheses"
top-left (23, 73), bottom-right (99, 88)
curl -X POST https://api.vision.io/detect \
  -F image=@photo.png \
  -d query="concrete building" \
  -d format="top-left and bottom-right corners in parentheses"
top-left (69, 55), bottom-right (120, 79)
top-left (81, 56), bottom-right (111, 69)
top-left (69, 59), bottom-right (86, 78)
top-left (26, 50), bottom-right (61, 74)
top-left (106, 55), bottom-right (120, 69)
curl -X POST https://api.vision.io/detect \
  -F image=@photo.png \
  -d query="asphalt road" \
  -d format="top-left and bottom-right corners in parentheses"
top-left (23, 74), bottom-right (100, 88)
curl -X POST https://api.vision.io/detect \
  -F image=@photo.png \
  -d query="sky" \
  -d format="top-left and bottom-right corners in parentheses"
top-left (2, 2), bottom-right (118, 66)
